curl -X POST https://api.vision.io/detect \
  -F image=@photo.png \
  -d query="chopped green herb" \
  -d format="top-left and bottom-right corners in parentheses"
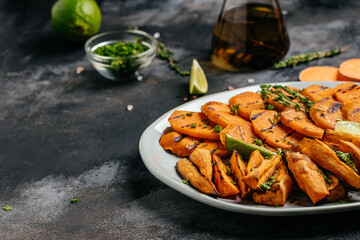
top-left (190, 123), bottom-right (197, 128)
top-left (213, 148), bottom-right (218, 152)
top-left (295, 116), bottom-right (301, 120)
top-left (231, 104), bottom-right (239, 115)
top-left (3, 206), bottom-right (12, 211)
top-left (186, 112), bottom-right (193, 116)
top-left (274, 113), bottom-right (281, 119)
top-left (226, 166), bottom-right (232, 175)
top-left (250, 168), bottom-right (254, 172)
top-left (231, 179), bottom-right (238, 185)
top-left (336, 150), bottom-right (358, 173)
top-left (260, 176), bottom-right (278, 191)
top-left (276, 139), bottom-right (279, 142)
top-left (313, 108), bottom-right (324, 112)
top-left (203, 144), bottom-right (207, 147)
top-left (269, 118), bottom-right (275, 124)
top-left (320, 112), bottom-right (326, 117)
top-left (182, 179), bottom-right (190, 185)
top-left (213, 125), bottom-right (223, 133)
top-left (253, 139), bottom-right (263, 146)
top-left (86, 206), bottom-right (90, 209)
top-left (203, 125), bottom-right (208, 128)
top-left (182, 116), bottom-right (185, 119)
top-left (333, 199), bottom-right (350, 205)
top-left (317, 169), bottom-right (332, 185)
top-left (265, 104), bottom-right (275, 110)
top-left (70, 199), bottom-right (79, 204)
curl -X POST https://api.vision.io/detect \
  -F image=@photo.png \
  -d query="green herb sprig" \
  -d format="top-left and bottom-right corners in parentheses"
top-left (273, 46), bottom-right (350, 69)
top-left (260, 176), bottom-right (278, 191)
top-left (317, 169), bottom-right (332, 185)
top-left (336, 150), bottom-right (358, 173)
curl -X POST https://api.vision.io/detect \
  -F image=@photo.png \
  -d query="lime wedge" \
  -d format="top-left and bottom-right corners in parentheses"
top-left (189, 59), bottom-right (208, 94)
top-left (224, 134), bottom-right (275, 161)
top-left (335, 121), bottom-right (360, 136)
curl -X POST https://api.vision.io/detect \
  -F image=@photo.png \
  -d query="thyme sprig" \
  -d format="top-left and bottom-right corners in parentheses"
top-left (273, 46), bottom-right (351, 69)
top-left (260, 176), bottom-right (278, 191)
top-left (156, 40), bottom-right (190, 76)
top-left (259, 84), bottom-right (315, 114)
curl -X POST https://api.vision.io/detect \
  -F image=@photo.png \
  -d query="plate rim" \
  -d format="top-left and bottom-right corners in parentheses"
top-left (139, 81), bottom-right (360, 216)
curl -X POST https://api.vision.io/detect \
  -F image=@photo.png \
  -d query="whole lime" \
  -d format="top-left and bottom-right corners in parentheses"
top-left (51, 0), bottom-right (102, 43)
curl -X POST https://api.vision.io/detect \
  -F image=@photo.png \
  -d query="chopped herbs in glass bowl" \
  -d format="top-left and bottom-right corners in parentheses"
top-left (85, 30), bottom-right (157, 80)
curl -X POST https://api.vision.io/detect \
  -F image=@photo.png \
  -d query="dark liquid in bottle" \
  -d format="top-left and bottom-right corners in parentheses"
top-left (211, 3), bottom-right (290, 70)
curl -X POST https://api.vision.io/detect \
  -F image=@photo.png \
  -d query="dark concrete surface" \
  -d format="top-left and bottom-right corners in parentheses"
top-left (1, 0), bottom-right (360, 239)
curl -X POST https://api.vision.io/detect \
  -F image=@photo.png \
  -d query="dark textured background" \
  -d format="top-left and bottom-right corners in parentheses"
top-left (1, 0), bottom-right (360, 239)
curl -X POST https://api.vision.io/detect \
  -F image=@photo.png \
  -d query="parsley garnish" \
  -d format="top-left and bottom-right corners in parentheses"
top-left (269, 118), bottom-right (275, 124)
top-left (253, 139), bottom-right (263, 146)
top-left (274, 113), bottom-right (281, 119)
top-left (265, 104), bottom-right (275, 110)
top-left (182, 179), bottom-right (190, 185)
top-left (260, 176), bottom-right (278, 191)
top-left (336, 150), bottom-right (358, 173)
top-left (190, 123), bottom-right (197, 128)
top-left (70, 199), bottom-right (79, 204)
top-left (231, 104), bottom-right (239, 115)
top-left (3, 206), bottom-right (12, 211)
top-left (186, 112), bottom-right (193, 116)
top-left (213, 125), bottom-right (223, 133)
top-left (317, 169), bottom-right (332, 185)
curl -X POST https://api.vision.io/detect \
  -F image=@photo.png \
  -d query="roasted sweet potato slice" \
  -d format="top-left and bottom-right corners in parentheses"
top-left (324, 171), bottom-right (347, 203)
top-left (242, 154), bottom-right (281, 191)
top-left (339, 140), bottom-right (360, 171)
top-left (168, 111), bottom-right (219, 140)
top-left (323, 130), bottom-right (360, 149)
top-left (262, 86), bottom-right (302, 112)
top-left (228, 92), bottom-right (265, 120)
top-left (300, 84), bottom-right (335, 102)
top-left (160, 131), bottom-right (201, 157)
top-left (250, 110), bottom-right (304, 151)
top-left (201, 101), bottom-right (252, 128)
top-left (196, 140), bottom-right (229, 158)
top-left (247, 150), bottom-right (265, 173)
top-left (252, 161), bottom-right (293, 206)
top-left (229, 150), bottom-right (251, 198)
top-left (212, 153), bottom-right (239, 197)
top-left (176, 158), bottom-right (219, 196)
top-left (285, 152), bottom-right (329, 204)
top-left (280, 108), bottom-right (325, 139)
top-left (189, 149), bottom-right (213, 181)
top-left (334, 82), bottom-right (360, 103)
top-left (309, 99), bottom-right (343, 130)
top-left (342, 100), bottom-right (360, 122)
top-left (219, 124), bottom-right (257, 145)
top-left (299, 138), bottom-right (360, 189)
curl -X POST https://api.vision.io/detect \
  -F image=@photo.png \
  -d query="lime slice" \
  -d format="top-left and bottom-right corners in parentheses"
top-left (335, 121), bottom-right (360, 136)
top-left (189, 59), bottom-right (208, 94)
top-left (224, 134), bottom-right (275, 161)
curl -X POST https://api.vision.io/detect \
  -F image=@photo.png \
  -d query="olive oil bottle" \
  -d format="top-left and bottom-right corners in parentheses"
top-left (211, 0), bottom-right (289, 71)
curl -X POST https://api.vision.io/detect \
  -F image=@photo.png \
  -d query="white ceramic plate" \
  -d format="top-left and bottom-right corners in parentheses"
top-left (139, 81), bottom-right (360, 216)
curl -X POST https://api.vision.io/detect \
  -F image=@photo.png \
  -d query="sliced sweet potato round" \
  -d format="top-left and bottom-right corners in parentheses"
top-left (299, 66), bottom-right (339, 82)
top-left (334, 82), bottom-right (360, 103)
top-left (160, 131), bottom-right (201, 157)
top-left (338, 58), bottom-right (360, 82)
top-left (300, 84), bottom-right (335, 102)
top-left (168, 111), bottom-right (219, 140)
top-left (280, 108), bottom-right (325, 139)
top-left (309, 99), bottom-right (343, 130)
top-left (342, 100), bottom-right (360, 122)
top-left (228, 92), bottom-right (265, 120)
top-left (201, 101), bottom-right (252, 128)
top-left (250, 110), bottom-right (304, 151)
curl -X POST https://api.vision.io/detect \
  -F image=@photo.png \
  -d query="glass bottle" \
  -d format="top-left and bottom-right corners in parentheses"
top-left (211, 0), bottom-right (290, 71)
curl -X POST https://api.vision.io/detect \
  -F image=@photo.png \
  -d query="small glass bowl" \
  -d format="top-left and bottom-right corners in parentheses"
top-left (85, 30), bottom-right (157, 81)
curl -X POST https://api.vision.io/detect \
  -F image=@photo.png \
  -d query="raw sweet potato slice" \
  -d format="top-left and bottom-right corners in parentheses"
top-left (212, 153), bottom-right (240, 197)
top-left (300, 84), bottom-right (335, 102)
top-left (250, 110), bottom-right (304, 151)
top-left (339, 140), bottom-right (360, 171)
top-left (299, 66), bottom-right (339, 82)
top-left (285, 152), bottom-right (329, 204)
top-left (196, 140), bottom-right (229, 158)
top-left (229, 150), bottom-right (251, 198)
top-left (242, 154), bottom-right (281, 191)
top-left (168, 111), bottom-right (219, 140)
top-left (334, 82), bottom-right (360, 103)
top-left (252, 161), bottom-right (293, 206)
top-left (219, 124), bottom-right (257, 146)
top-left (323, 130), bottom-right (360, 149)
top-left (342, 100), bottom-right (360, 122)
top-left (189, 149), bottom-right (213, 181)
top-left (309, 99), bottom-right (343, 130)
top-left (228, 92), bottom-right (265, 120)
top-left (160, 131), bottom-right (201, 157)
top-left (201, 101), bottom-right (252, 128)
top-left (247, 150), bottom-right (265, 173)
top-left (324, 171), bottom-right (347, 203)
top-left (280, 108), bottom-right (325, 139)
top-left (176, 158), bottom-right (219, 196)
top-left (262, 86), bottom-right (303, 112)
top-left (338, 58), bottom-right (360, 82)
top-left (299, 138), bottom-right (360, 189)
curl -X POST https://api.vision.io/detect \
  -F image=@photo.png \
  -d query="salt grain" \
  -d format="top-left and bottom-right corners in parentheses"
top-left (127, 105), bottom-right (134, 111)
top-left (248, 78), bottom-right (255, 83)
top-left (153, 32), bottom-right (160, 39)
top-left (137, 75), bottom-right (143, 81)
